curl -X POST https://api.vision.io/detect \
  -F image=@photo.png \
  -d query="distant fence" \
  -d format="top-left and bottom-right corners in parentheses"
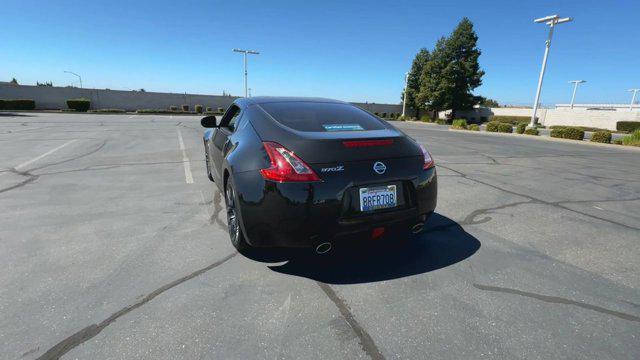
top-left (0, 84), bottom-right (406, 115)
top-left (439, 107), bottom-right (640, 131)
top-left (0, 84), bottom-right (238, 111)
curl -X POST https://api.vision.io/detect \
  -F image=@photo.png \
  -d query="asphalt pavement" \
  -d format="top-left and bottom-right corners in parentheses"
top-left (1, 113), bottom-right (639, 360)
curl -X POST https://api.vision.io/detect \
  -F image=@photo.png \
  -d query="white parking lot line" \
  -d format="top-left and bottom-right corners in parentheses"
top-left (14, 140), bottom-right (77, 170)
top-left (177, 128), bottom-right (194, 184)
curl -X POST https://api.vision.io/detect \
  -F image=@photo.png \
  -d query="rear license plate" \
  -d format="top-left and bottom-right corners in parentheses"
top-left (359, 185), bottom-right (397, 212)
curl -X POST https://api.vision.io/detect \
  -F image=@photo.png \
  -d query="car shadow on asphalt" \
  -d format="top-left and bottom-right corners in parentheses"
top-left (244, 213), bottom-right (481, 284)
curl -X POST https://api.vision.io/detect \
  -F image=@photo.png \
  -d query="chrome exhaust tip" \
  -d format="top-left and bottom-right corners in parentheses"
top-left (411, 223), bottom-right (424, 234)
top-left (315, 242), bottom-right (332, 254)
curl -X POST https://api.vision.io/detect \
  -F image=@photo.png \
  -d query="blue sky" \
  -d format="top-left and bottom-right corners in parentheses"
top-left (2, 0), bottom-right (639, 105)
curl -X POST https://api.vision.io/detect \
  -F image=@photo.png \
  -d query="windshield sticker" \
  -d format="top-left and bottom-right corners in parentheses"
top-left (322, 123), bottom-right (364, 131)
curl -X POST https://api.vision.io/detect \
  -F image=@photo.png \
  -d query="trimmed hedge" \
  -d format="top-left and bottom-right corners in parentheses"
top-left (550, 127), bottom-right (585, 140)
top-left (486, 121), bottom-right (512, 133)
top-left (66, 98), bottom-right (90, 112)
top-left (195, 104), bottom-right (204, 114)
top-left (491, 116), bottom-right (532, 125)
top-left (217, 107), bottom-right (224, 114)
top-left (169, 105), bottom-right (178, 111)
top-left (206, 107), bottom-right (213, 112)
top-left (550, 125), bottom-right (611, 133)
top-left (181, 104), bottom-right (189, 111)
top-left (516, 123), bottom-right (527, 134)
top-left (0, 99), bottom-right (36, 110)
top-left (617, 121), bottom-right (640, 133)
top-left (451, 119), bottom-right (468, 129)
top-left (468, 124), bottom-right (480, 131)
top-left (590, 130), bottom-right (612, 143)
top-left (524, 128), bottom-right (539, 136)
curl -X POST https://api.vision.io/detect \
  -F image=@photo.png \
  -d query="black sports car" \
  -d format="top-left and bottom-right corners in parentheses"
top-left (202, 97), bottom-right (437, 254)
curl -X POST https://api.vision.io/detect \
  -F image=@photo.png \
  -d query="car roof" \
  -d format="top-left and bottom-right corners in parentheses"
top-left (236, 96), bottom-right (348, 107)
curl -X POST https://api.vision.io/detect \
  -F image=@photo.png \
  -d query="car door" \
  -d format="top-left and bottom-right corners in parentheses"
top-left (210, 105), bottom-right (243, 183)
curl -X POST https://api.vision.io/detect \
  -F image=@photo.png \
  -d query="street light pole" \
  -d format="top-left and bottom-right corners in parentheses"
top-left (569, 80), bottom-right (585, 109)
top-left (402, 72), bottom-right (409, 118)
top-left (233, 49), bottom-right (260, 98)
top-left (63, 70), bottom-right (82, 88)
top-left (628, 89), bottom-right (640, 111)
top-left (530, 14), bottom-right (572, 127)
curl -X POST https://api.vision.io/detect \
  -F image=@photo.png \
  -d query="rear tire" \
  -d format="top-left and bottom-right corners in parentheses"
top-left (225, 177), bottom-right (250, 252)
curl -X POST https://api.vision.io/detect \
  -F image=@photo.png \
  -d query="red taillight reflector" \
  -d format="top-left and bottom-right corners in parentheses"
top-left (342, 139), bottom-right (394, 148)
top-left (420, 145), bottom-right (435, 169)
top-left (260, 142), bottom-right (321, 182)
top-left (371, 227), bottom-right (385, 239)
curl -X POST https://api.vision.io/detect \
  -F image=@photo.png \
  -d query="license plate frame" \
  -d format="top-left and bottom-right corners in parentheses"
top-left (359, 185), bottom-right (397, 212)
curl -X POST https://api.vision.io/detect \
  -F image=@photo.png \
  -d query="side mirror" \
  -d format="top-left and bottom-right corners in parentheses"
top-left (201, 115), bottom-right (217, 128)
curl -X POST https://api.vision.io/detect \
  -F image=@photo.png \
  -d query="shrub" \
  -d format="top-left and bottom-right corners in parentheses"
top-left (381, 112), bottom-right (387, 118)
top-left (169, 105), bottom-right (178, 111)
top-left (420, 114), bottom-right (432, 122)
top-left (451, 119), bottom-right (468, 130)
top-left (436, 118), bottom-right (448, 125)
top-left (181, 104), bottom-right (189, 112)
top-left (621, 130), bottom-right (640, 147)
top-left (1, 99), bottom-right (36, 110)
top-left (390, 113), bottom-right (396, 119)
top-left (66, 98), bottom-right (90, 112)
top-left (524, 128), bottom-right (539, 136)
top-left (374, 112), bottom-right (379, 116)
top-left (590, 130), bottom-right (612, 143)
top-left (617, 121), bottom-right (640, 133)
top-left (613, 138), bottom-right (623, 145)
top-left (195, 104), bottom-right (204, 113)
top-left (516, 123), bottom-right (527, 134)
top-left (468, 124), bottom-right (480, 131)
top-left (486, 121), bottom-right (500, 132)
top-left (88, 108), bottom-right (125, 113)
top-left (550, 125), bottom-right (610, 132)
top-left (491, 116), bottom-right (532, 125)
top-left (217, 107), bottom-right (224, 114)
top-left (550, 127), bottom-right (585, 140)
top-left (206, 107), bottom-right (213, 112)
top-left (497, 123), bottom-right (513, 133)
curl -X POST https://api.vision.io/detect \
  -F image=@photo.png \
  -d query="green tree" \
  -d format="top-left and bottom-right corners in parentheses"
top-left (10, 77), bottom-right (18, 84)
top-left (419, 18), bottom-right (484, 118)
top-left (402, 48), bottom-right (430, 118)
top-left (478, 97), bottom-right (499, 107)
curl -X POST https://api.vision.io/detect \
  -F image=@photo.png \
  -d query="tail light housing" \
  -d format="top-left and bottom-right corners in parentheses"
top-left (420, 145), bottom-right (435, 169)
top-left (260, 142), bottom-right (321, 182)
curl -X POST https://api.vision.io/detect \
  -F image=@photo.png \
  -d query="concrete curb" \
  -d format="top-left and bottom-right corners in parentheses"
top-left (447, 127), bottom-right (640, 152)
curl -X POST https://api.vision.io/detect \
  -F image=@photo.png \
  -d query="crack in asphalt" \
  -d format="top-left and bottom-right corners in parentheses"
top-left (36, 251), bottom-right (238, 360)
top-left (0, 169), bottom-right (39, 194)
top-left (438, 164), bottom-right (640, 231)
top-left (317, 282), bottom-right (385, 360)
top-left (0, 141), bottom-right (107, 195)
top-left (473, 283), bottom-right (640, 323)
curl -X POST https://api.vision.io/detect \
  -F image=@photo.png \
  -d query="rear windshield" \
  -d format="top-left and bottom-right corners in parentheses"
top-left (259, 102), bottom-right (386, 132)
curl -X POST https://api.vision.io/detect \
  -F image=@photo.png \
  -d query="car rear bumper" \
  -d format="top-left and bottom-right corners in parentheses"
top-left (232, 167), bottom-right (437, 248)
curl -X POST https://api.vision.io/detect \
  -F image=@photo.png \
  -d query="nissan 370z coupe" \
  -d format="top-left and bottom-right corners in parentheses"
top-left (201, 97), bottom-right (437, 254)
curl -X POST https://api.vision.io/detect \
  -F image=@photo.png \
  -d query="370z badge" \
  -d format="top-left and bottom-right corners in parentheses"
top-left (321, 165), bottom-right (344, 172)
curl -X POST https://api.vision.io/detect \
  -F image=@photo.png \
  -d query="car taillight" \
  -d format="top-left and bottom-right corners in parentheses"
top-left (342, 139), bottom-right (394, 148)
top-left (420, 145), bottom-right (435, 169)
top-left (260, 142), bottom-right (321, 182)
